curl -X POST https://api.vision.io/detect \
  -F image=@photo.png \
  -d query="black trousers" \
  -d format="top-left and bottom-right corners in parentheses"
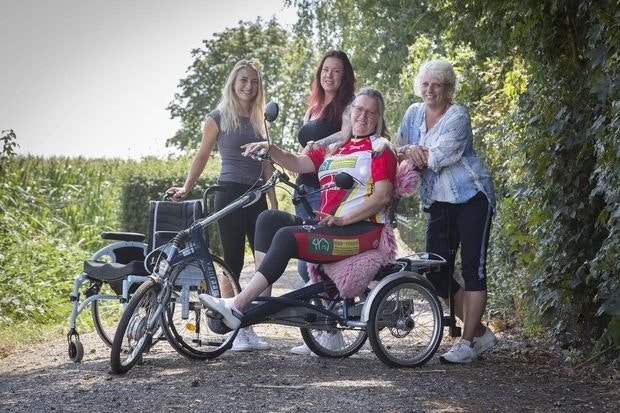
top-left (214, 181), bottom-right (268, 279)
top-left (425, 192), bottom-right (493, 298)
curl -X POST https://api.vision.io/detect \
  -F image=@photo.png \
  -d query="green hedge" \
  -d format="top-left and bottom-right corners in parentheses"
top-left (118, 156), bottom-right (223, 256)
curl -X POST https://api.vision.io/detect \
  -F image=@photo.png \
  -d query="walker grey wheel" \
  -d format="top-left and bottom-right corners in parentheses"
top-left (91, 282), bottom-right (124, 348)
top-left (368, 277), bottom-right (443, 367)
top-left (68, 338), bottom-right (84, 362)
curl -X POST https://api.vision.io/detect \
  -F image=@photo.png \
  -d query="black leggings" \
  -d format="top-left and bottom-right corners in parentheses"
top-left (214, 181), bottom-right (267, 279)
top-left (254, 210), bottom-right (383, 285)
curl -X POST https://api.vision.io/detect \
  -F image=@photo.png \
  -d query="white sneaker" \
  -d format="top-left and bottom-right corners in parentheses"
top-left (473, 327), bottom-right (498, 355)
top-left (199, 295), bottom-right (242, 330)
top-left (230, 329), bottom-right (251, 352)
top-left (439, 339), bottom-right (477, 364)
top-left (317, 331), bottom-right (345, 352)
top-left (290, 342), bottom-right (313, 355)
top-left (291, 331), bottom-right (324, 355)
top-left (244, 326), bottom-right (271, 350)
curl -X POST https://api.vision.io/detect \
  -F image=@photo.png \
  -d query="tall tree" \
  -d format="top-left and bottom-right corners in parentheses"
top-left (166, 18), bottom-right (310, 150)
top-left (288, 0), bottom-right (436, 130)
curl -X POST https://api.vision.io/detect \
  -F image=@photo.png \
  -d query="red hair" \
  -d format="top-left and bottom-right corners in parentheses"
top-left (308, 50), bottom-right (355, 122)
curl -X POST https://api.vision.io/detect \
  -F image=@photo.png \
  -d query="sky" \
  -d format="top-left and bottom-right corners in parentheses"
top-left (0, 0), bottom-right (297, 159)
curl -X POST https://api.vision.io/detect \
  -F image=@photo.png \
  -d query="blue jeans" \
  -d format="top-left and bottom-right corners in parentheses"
top-left (294, 185), bottom-right (321, 282)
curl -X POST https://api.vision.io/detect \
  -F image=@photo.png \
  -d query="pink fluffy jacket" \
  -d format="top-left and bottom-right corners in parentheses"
top-left (307, 159), bottom-right (420, 298)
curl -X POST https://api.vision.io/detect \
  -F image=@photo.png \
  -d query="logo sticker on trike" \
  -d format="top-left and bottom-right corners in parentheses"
top-left (308, 237), bottom-right (359, 256)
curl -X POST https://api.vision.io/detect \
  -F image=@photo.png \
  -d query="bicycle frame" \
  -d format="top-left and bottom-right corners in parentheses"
top-left (238, 253), bottom-right (448, 333)
top-left (140, 160), bottom-right (307, 332)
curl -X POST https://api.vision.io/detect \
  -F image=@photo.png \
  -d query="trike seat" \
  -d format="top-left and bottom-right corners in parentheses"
top-left (308, 159), bottom-right (421, 298)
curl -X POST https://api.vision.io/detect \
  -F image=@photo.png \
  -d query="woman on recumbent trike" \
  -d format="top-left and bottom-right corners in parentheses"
top-left (199, 87), bottom-right (397, 350)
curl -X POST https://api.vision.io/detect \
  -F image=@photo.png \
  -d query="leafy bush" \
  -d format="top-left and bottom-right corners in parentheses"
top-left (0, 156), bottom-right (124, 328)
top-left (0, 154), bottom-right (221, 330)
top-left (118, 155), bottom-right (223, 256)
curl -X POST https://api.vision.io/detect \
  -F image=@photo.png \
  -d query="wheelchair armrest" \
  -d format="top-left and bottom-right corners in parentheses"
top-left (100, 231), bottom-right (146, 242)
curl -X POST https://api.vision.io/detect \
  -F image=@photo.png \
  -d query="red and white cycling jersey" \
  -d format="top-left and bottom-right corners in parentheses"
top-left (307, 135), bottom-right (397, 224)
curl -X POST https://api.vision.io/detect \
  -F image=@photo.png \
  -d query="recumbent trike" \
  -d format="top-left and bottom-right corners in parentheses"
top-left (108, 102), bottom-right (461, 374)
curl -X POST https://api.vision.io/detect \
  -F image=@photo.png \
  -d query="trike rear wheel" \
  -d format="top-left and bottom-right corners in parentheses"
top-left (367, 277), bottom-right (443, 367)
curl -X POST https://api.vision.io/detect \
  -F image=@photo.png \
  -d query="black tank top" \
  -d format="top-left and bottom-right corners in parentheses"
top-left (296, 118), bottom-right (341, 187)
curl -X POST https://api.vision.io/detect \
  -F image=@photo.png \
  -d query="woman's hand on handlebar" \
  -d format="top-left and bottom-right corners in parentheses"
top-left (165, 186), bottom-right (188, 202)
top-left (241, 141), bottom-right (269, 158)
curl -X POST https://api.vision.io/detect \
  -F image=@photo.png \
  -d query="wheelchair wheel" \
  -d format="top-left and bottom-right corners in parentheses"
top-left (367, 276), bottom-right (443, 367)
top-left (161, 254), bottom-right (239, 360)
top-left (110, 278), bottom-right (161, 374)
top-left (91, 282), bottom-right (124, 348)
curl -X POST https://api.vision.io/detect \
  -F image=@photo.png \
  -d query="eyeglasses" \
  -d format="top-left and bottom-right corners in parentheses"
top-left (351, 105), bottom-right (378, 119)
top-left (421, 81), bottom-right (445, 90)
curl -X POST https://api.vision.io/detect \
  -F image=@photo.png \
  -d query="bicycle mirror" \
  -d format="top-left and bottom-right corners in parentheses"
top-left (265, 101), bottom-right (279, 122)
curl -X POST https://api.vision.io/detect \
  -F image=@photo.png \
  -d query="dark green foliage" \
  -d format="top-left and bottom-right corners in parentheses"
top-left (167, 18), bottom-right (309, 151)
top-left (431, 0), bottom-right (620, 353)
top-left (290, 0), bottom-right (619, 357)
top-left (118, 156), bottom-right (223, 256)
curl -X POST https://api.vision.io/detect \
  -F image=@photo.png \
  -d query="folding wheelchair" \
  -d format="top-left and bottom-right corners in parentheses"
top-left (66, 197), bottom-right (206, 362)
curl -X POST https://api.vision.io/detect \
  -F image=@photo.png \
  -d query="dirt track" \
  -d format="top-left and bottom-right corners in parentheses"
top-left (1, 268), bottom-right (618, 413)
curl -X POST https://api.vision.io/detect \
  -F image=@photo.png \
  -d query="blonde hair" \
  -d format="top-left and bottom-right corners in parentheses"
top-left (328, 87), bottom-right (391, 155)
top-left (413, 60), bottom-right (457, 101)
top-left (345, 87), bottom-right (391, 140)
top-left (217, 60), bottom-right (266, 136)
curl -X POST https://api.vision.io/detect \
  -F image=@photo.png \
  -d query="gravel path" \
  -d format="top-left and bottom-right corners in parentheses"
top-left (1, 267), bottom-right (618, 413)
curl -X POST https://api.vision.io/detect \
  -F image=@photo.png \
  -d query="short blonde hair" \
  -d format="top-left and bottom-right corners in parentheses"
top-left (413, 60), bottom-right (457, 101)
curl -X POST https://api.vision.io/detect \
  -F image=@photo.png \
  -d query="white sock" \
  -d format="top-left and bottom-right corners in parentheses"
top-left (227, 297), bottom-right (243, 317)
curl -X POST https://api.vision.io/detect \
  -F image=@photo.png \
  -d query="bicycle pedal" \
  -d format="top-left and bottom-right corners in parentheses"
top-left (207, 318), bottom-right (231, 334)
top-left (205, 309), bottom-right (222, 320)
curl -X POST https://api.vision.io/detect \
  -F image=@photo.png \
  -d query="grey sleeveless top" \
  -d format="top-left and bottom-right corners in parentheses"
top-left (207, 110), bottom-right (264, 186)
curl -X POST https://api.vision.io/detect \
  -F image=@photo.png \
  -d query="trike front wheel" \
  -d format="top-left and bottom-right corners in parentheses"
top-left (110, 278), bottom-right (161, 374)
top-left (301, 327), bottom-right (367, 358)
top-left (161, 254), bottom-right (239, 360)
